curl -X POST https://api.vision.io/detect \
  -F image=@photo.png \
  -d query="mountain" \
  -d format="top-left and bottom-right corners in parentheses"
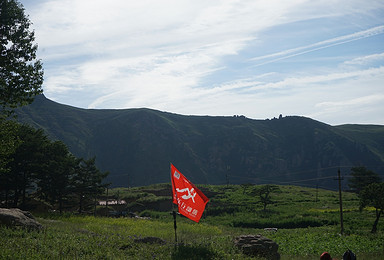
top-left (15, 95), bottom-right (384, 189)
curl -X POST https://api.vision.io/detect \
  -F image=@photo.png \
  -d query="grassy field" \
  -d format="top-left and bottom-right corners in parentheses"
top-left (1, 184), bottom-right (383, 259)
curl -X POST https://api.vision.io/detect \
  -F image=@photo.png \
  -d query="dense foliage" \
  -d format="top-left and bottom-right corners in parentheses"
top-left (1, 0), bottom-right (44, 193)
top-left (0, 119), bottom-right (20, 171)
top-left (0, 123), bottom-right (109, 212)
top-left (348, 166), bottom-right (382, 193)
top-left (360, 182), bottom-right (384, 233)
top-left (0, 0), bottom-right (43, 116)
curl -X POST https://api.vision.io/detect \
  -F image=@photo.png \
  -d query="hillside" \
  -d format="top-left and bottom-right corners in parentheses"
top-left (16, 95), bottom-right (384, 189)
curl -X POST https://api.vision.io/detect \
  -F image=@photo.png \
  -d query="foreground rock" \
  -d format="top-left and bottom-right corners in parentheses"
top-left (234, 234), bottom-right (280, 260)
top-left (0, 208), bottom-right (43, 231)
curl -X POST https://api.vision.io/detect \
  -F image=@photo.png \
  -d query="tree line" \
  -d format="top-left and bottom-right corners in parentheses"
top-left (0, 120), bottom-right (109, 213)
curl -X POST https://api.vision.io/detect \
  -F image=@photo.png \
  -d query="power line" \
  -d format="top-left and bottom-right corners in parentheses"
top-left (227, 172), bottom-right (341, 184)
top-left (226, 163), bottom-right (384, 185)
top-left (278, 176), bottom-right (336, 184)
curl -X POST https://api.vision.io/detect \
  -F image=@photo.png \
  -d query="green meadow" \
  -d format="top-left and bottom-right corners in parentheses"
top-left (1, 184), bottom-right (383, 259)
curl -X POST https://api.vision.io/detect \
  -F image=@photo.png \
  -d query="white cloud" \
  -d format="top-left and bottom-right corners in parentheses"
top-left (22, 0), bottom-right (384, 124)
top-left (34, 0), bottom-right (310, 108)
top-left (344, 52), bottom-right (384, 66)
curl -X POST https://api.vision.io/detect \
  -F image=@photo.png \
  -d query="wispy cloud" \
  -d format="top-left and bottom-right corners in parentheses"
top-left (32, 0), bottom-right (308, 106)
top-left (316, 94), bottom-right (384, 109)
top-left (250, 25), bottom-right (384, 66)
top-left (344, 52), bottom-right (384, 66)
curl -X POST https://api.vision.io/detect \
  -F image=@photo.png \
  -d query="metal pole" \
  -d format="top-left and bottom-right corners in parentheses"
top-left (173, 210), bottom-right (177, 243)
top-left (170, 163), bottom-right (178, 245)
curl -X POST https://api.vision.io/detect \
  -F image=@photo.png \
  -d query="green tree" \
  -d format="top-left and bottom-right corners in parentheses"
top-left (348, 166), bottom-right (381, 193)
top-left (0, 120), bottom-right (20, 170)
top-left (249, 184), bottom-right (280, 211)
top-left (360, 182), bottom-right (384, 233)
top-left (7, 124), bottom-right (48, 208)
top-left (0, 0), bottom-right (43, 117)
top-left (0, 1), bottom-right (43, 201)
top-left (72, 157), bottom-right (109, 213)
top-left (0, 120), bottom-right (21, 207)
top-left (36, 141), bottom-right (77, 213)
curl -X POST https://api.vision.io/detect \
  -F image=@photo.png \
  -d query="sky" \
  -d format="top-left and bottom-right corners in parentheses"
top-left (22, 0), bottom-right (384, 125)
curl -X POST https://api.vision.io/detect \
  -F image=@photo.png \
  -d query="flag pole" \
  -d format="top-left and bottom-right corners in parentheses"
top-left (172, 210), bottom-right (177, 244)
top-left (170, 163), bottom-right (178, 244)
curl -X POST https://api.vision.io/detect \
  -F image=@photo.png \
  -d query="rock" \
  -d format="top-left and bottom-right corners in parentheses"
top-left (234, 234), bottom-right (280, 260)
top-left (264, 228), bottom-right (278, 232)
top-left (0, 208), bottom-right (43, 231)
top-left (134, 236), bottom-right (166, 245)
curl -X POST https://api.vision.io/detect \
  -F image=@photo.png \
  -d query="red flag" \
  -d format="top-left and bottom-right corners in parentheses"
top-left (171, 164), bottom-right (209, 223)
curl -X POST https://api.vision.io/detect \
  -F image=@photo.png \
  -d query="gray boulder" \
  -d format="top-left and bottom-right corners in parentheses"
top-left (234, 234), bottom-right (280, 260)
top-left (0, 208), bottom-right (43, 231)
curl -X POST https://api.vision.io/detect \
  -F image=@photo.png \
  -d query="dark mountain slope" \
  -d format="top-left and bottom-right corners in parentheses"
top-left (16, 95), bottom-right (384, 189)
top-left (334, 124), bottom-right (384, 162)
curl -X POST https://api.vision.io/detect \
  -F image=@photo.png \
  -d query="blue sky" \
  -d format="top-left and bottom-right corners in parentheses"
top-left (22, 0), bottom-right (384, 125)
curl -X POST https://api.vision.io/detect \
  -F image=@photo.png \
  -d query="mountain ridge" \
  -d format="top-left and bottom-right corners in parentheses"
top-left (15, 95), bottom-right (384, 189)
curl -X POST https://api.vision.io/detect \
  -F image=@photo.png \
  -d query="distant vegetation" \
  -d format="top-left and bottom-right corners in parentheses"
top-left (1, 184), bottom-right (383, 259)
top-left (102, 183), bottom-right (382, 233)
top-left (16, 95), bottom-right (384, 189)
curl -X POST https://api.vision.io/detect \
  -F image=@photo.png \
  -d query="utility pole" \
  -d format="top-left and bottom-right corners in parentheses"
top-left (226, 166), bottom-right (230, 187)
top-left (335, 168), bottom-right (344, 235)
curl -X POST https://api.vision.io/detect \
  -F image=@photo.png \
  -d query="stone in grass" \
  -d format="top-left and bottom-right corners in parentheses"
top-left (0, 208), bottom-right (43, 231)
top-left (234, 234), bottom-right (280, 260)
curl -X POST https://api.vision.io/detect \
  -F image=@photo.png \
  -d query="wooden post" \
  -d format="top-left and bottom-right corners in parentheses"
top-left (337, 168), bottom-right (344, 235)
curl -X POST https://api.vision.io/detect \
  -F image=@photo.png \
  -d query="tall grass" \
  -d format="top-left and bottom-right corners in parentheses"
top-left (0, 216), bottom-right (249, 259)
top-left (1, 214), bottom-right (383, 259)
